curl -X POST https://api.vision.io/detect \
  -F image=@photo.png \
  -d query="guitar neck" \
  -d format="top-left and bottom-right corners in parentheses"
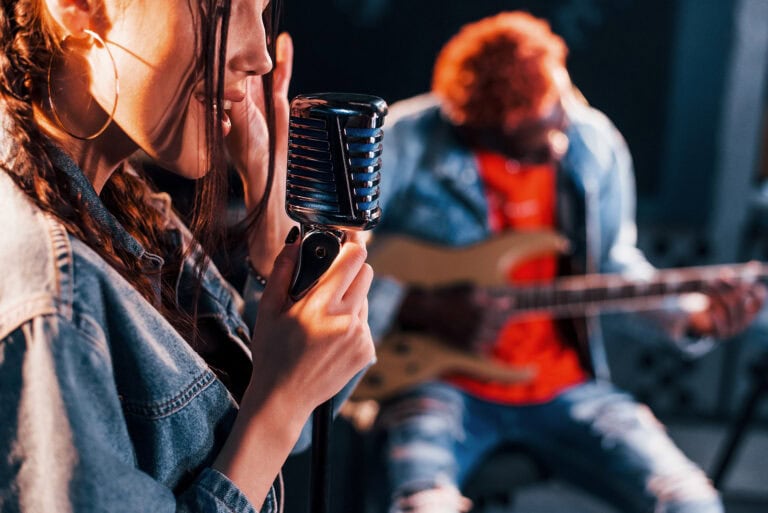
top-left (496, 262), bottom-right (766, 316)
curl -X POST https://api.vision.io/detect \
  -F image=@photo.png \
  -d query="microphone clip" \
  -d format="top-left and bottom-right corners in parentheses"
top-left (289, 225), bottom-right (346, 300)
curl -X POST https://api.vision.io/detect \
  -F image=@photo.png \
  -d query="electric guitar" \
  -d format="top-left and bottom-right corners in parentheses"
top-left (351, 231), bottom-right (766, 401)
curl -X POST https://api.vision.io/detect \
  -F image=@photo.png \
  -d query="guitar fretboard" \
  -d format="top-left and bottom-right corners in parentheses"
top-left (492, 262), bottom-right (765, 316)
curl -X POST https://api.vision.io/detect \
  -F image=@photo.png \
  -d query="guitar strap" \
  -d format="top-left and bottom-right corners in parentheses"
top-left (555, 164), bottom-right (596, 377)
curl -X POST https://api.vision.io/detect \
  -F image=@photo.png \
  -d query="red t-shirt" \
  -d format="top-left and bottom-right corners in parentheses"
top-left (448, 152), bottom-right (586, 404)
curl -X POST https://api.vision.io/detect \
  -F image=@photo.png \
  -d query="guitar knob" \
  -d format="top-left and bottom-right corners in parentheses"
top-left (365, 373), bottom-right (383, 387)
top-left (394, 340), bottom-right (411, 354)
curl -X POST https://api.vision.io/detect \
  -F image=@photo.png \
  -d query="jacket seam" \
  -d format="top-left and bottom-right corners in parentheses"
top-left (43, 212), bottom-right (74, 320)
top-left (121, 370), bottom-right (217, 420)
top-left (1, 311), bottom-right (114, 374)
top-left (69, 310), bottom-right (113, 364)
top-left (0, 296), bottom-right (57, 341)
top-left (197, 486), bottom-right (240, 513)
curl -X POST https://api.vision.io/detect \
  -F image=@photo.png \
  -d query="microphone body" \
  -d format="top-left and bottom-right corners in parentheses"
top-left (286, 93), bottom-right (388, 299)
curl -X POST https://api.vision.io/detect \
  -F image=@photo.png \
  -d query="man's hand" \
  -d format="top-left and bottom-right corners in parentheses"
top-left (685, 268), bottom-right (766, 339)
top-left (397, 283), bottom-right (512, 352)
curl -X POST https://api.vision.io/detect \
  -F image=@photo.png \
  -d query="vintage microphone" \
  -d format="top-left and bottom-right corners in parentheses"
top-left (285, 92), bottom-right (387, 513)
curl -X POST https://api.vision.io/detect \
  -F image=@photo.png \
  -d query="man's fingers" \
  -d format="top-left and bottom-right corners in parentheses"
top-left (705, 279), bottom-right (768, 338)
top-left (744, 283), bottom-right (767, 314)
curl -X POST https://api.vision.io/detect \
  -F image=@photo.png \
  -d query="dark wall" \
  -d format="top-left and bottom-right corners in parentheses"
top-left (283, 0), bottom-right (735, 224)
top-left (278, 4), bottom-right (767, 511)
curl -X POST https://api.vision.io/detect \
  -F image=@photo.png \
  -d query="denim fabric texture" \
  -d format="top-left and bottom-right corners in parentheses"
top-left (375, 381), bottom-right (722, 513)
top-left (0, 146), bottom-right (278, 512)
top-left (366, 95), bottom-right (722, 513)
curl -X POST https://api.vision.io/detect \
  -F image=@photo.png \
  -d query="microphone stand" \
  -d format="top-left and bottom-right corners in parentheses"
top-left (289, 228), bottom-right (345, 513)
top-left (310, 399), bottom-right (333, 513)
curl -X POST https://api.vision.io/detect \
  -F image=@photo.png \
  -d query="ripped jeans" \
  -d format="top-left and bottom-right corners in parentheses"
top-left (372, 381), bottom-right (722, 513)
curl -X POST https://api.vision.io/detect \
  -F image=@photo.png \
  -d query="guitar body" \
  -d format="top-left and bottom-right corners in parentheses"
top-left (353, 231), bottom-right (566, 401)
top-left (353, 333), bottom-right (535, 401)
top-left (367, 230), bottom-right (568, 287)
top-left (354, 232), bottom-right (765, 401)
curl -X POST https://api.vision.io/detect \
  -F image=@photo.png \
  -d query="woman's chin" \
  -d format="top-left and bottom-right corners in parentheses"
top-left (152, 150), bottom-right (212, 181)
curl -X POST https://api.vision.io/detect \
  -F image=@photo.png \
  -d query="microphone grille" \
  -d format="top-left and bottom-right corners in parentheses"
top-left (287, 93), bottom-right (387, 230)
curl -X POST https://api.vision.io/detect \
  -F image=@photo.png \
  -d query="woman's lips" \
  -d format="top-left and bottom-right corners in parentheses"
top-left (194, 95), bottom-right (235, 136)
top-left (221, 109), bottom-right (232, 136)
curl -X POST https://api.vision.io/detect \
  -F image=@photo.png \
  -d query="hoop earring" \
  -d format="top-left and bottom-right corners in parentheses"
top-left (47, 29), bottom-right (120, 141)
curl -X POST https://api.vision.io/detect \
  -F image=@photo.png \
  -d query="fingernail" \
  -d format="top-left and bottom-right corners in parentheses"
top-left (285, 226), bottom-right (300, 244)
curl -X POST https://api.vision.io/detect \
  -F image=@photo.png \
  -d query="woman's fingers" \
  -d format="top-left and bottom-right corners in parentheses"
top-left (309, 241), bottom-right (369, 305)
top-left (343, 262), bottom-right (374, 310)
top-left (345, 230), bottom-right (371, 246)
top-left (358, 296), bottom-right (369, 326)
top-left (274, 33), bottom-right (293, 99)
top-left (258, 231), bottom-right (301, 316)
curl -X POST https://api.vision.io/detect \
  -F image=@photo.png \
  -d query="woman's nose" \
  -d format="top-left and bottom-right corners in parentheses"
top-left (228, 8), bottom-right (273, 76)
top-left (229, 40), bottom-right (272, 77)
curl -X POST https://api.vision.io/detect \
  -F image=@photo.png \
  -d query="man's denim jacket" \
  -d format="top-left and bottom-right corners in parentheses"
top-left (368, 94), bottom-right (709, 380)
top-left (0, 144), bottom-right (283, 512)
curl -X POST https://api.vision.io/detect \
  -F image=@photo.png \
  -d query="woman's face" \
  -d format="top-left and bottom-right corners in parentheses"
top-left (96, 0), bottom-right (272, 177)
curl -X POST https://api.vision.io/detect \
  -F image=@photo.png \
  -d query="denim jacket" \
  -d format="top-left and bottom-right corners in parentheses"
top-left (0, 142), bottom-right (279, 512)
top-left (368, 94), bottom-right (707, 381)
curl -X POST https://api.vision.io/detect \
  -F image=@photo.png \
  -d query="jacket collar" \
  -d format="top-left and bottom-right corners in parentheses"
top-left (428, 111), bottom-right (490, 225)
top-left (48, 145), bottom-right (163, 271)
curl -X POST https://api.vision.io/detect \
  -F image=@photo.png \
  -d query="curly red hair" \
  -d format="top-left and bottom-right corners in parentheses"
top-left (432, 11), bottom-right (567, 130)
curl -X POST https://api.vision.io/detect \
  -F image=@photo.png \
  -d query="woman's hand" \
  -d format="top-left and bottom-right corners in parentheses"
top-left (246, 235), bottom-right (376, 416)
top-left (213, 235), bottom-right (374, 510)
top-left (227, 32), bottom-right (296, 276)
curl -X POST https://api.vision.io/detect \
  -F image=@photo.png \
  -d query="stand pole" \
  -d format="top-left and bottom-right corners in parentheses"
top-left (711, 353), bottom-right (768, 488)
top-left (309, 398), bottom-right (333, 513)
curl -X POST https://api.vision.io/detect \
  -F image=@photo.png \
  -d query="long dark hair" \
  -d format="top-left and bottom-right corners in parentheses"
top-left (201, 0), bottom-right (284, 279)
top-left (0, 0), bottom-right (283, 337)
